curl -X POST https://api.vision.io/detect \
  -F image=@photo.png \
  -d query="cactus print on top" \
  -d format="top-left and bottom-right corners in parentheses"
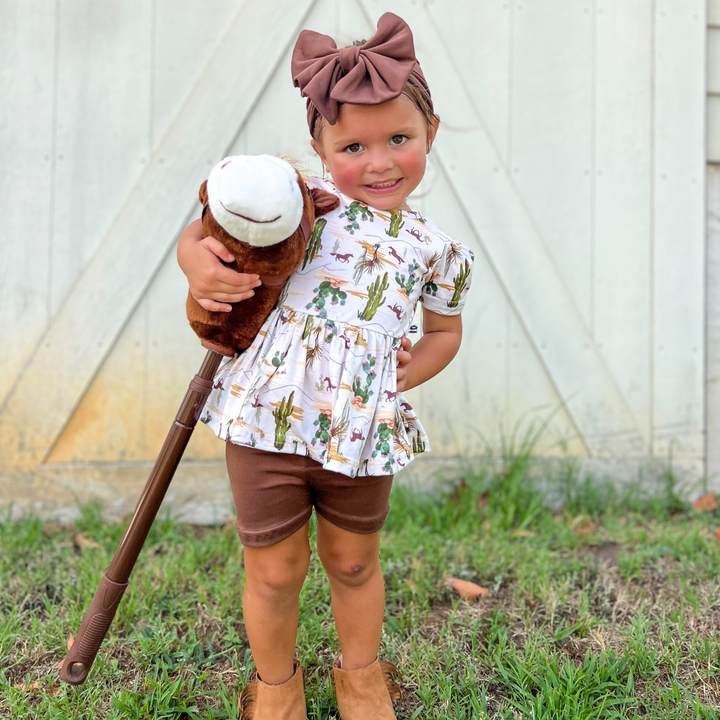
top-left (202, 177), bottom-right (474, 477)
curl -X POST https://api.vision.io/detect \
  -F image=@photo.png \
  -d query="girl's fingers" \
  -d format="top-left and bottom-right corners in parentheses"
top-left (196, 297), bottom-right (233, 313)
top-left (211, 289), bottom-right (257, 303)
top-left (212, 268), bottom-right (262, 292)
top-left (202, 236), bottom-right (236, 263)
top-left (193, 289), bottom-right (256, 312)
top-left (200, 236), bottom-right (262, 290)
top-left (396, 350), bottom-right (412, 368)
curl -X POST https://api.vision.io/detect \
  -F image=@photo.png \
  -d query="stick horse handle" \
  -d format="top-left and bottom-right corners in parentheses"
top-left (59, 349), bottom-right (223, 685)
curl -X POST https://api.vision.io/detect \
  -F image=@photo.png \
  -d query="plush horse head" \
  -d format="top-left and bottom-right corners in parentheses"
top-left (186, 155), bottom-right (339, 355)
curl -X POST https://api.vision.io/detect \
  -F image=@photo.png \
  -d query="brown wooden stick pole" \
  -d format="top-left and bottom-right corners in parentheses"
top-left (59, 349), bottom-right (223, 685)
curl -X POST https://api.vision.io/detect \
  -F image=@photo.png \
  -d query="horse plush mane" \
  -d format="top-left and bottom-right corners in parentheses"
top-left (186, 155), bottom-right (339, 355)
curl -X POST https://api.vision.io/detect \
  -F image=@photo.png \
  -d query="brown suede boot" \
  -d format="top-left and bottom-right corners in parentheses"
top-left (331, 656), bottom-right (402, 720)
top-left (238, 661), bottom-right (307, 720)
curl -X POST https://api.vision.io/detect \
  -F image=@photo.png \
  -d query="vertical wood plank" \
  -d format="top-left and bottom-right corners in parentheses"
top-left (51, 0), bottom-right (152, 315)
top-left (710, 96), bottom-right (720, 162)
top-left (653, 0), bottom-right (705, 460)
top-left (710, 0), bottom-right (720, 24)
top-left (707, 166), bottom-right (720, 482)
top-left (153, 0), bottom-right (240, 150)
top-left (426, 0), bottom-right (511, 167)
top-left (506, 313), bottom-right (588, 458)
top-left (594, 1), bottom-right (653, 450)
top-left (47, 307), bottom-right (147, 462)
top-left (511, 2), bottom-right (594, 327)
top-left (0, 1), bottom-right (56, 407)
top-left (709, 28), bottom-right (720, 93)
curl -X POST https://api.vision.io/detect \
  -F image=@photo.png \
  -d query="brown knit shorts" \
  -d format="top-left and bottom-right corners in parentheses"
top-left (225, 443), bottom-right (394, 548)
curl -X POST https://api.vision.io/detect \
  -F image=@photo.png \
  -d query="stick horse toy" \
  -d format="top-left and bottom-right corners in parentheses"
top-left (60, 155), bottom-right (339, 685)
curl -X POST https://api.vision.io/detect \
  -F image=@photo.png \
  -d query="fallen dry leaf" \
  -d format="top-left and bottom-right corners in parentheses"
top-left (510, 529), bottom-right (535, 538)
top-left (693, 493), bottom-right (718, 512)
top-left (570, 515), bottom-right (595, 536)
top-left (476, 492), bottom-right (489, 510)
top-left (444, 577), bottom-right (490, 601)
top-left (404, 578), bottom-right (417, 593)
top-left (714, 528), bottom-right (720, 542)
top-left (55, 635), bottom-right (74, 669)
top-left (72, 533), bottom-right (100, 550)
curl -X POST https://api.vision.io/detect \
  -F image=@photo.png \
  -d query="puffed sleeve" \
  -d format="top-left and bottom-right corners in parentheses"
top-left (421, 240), bottom-right (474, 316)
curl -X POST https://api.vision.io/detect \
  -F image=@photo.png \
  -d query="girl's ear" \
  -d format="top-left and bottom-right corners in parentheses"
top-left (198, 180), bottom-right (209, 207)
top-left (311, 139), bottom-right (327, 168)
top-left (310, 187), bottom-right (340, 217)
top-left (426, 115), bottom-right (441, 153)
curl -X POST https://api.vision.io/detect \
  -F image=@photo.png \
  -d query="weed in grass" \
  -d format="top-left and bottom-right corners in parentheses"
top-left (491, 647), bottom-right (634, 720)
top-left (690, 633), bottom-right (720, 678)
top-left (625, 613), bottom-right (659, 678)
top-left (110, 667), bottom-right (201, 719)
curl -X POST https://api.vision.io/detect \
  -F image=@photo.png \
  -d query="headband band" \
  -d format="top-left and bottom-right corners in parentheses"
top-left (291, 12), bottom-right (429, 129)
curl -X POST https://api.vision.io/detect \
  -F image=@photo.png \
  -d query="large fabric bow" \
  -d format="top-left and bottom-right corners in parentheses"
top-left (291, 12), bottom-right (418, 124)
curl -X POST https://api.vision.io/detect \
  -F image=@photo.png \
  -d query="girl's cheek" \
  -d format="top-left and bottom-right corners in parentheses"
top-left (331, 158), bottom-right (363, 188)
top-left (399, 147), bottom-right (426, 179)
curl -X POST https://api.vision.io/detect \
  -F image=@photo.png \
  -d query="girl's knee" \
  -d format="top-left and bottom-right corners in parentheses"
top-left (244, 538), bottom-right (311, 601)
top-left (318, 543), bottom-right (380, 589)
top-left (329, 559), bottom-right (380, 588)
top-left (247, 568), bottom-right (307, 603)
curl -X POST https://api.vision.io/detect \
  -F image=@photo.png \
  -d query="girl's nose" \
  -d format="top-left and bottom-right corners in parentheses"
top-left (365, 149), bottom-right (394, 173)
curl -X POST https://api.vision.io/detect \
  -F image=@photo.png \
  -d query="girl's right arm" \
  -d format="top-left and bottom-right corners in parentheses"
top-left (177, 219), bottom-right (262, 312)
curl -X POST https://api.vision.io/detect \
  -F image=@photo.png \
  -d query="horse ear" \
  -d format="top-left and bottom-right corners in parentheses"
top-left (199, 180), bottom-right (209, 207)
top-left (310, 187), bottom-right (339, 217)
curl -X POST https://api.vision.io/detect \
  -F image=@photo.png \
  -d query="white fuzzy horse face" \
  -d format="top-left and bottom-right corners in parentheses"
top-left (206, 155), bottom-right (304, 248)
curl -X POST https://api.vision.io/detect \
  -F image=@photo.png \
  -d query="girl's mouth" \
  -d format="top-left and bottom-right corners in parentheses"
top-left (364, 178), bottom-right (403, 193)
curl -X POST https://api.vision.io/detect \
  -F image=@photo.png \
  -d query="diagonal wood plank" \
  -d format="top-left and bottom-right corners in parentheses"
top-left (0, 0), bottom-right (317, 464)
top-left (359, 0), bottom-right (645, 457)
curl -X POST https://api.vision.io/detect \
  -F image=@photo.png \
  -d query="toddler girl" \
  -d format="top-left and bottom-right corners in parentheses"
top-left (177, 12), bottom-right (473, 720)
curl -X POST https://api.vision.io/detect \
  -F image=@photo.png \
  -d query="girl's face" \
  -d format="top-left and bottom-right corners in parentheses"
top-left (311, 95), bottom-right (438, 211)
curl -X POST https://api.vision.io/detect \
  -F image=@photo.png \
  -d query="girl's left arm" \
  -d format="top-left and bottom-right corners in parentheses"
top-left (396, 309), bottom-right (462, 392)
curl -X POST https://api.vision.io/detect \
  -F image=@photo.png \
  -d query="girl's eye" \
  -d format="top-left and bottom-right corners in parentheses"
top-left (344, 143), bottom-right (363, 154)
top-left (390, 135), bottom-right (408, 146)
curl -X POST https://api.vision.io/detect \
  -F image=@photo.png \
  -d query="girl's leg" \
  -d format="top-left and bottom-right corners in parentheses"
top-left (242, 522), bottom-right (311, 685)
top-left (316, 515), bottom-right (384, 670)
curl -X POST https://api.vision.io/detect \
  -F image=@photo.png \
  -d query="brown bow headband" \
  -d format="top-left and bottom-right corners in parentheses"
top-left (291, 12), bottom-right (432, 129)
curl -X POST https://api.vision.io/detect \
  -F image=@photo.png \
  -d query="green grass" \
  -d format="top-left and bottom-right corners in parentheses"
top-left (2, 454), bottom-right (720, 719)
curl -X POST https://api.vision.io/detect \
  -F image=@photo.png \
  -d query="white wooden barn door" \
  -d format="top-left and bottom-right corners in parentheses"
top-left (0, 0), bottom-right (707, 520)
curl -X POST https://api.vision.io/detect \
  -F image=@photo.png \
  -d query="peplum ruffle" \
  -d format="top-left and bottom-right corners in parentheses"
top-left (202, 306), bottom-right (429, 477)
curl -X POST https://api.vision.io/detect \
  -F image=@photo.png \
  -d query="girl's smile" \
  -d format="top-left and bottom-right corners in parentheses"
top-left (311, 95), bottom-right (439, 212)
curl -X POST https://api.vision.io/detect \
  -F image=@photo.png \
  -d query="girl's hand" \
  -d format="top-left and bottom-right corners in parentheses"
top-left (397, 311), bottom-right (462, 393)
top-left (396, 336), bottom-right (413, 392)
top-left (177, 219), bottom-right (261, 312)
